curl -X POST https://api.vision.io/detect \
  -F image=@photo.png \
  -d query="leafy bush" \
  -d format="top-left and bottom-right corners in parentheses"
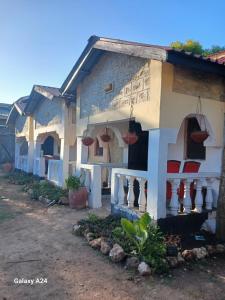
top-left (114, 213), bottom-right (168, 273)
top-left (65, 175), bottom-right (83, 190)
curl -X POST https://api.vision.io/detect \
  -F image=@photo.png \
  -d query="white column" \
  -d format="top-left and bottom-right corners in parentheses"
top-left (127, 176), bottom-right (135, 208)
top-left (118, 175), bottom-right (125, 205)
top-left (15, 140), bottom-right (20, 169)
top-left (27, 141), bottom-right (34, 173)
top-left (88, 165), bottom-right (102, 208)
top-left (147, 128), bottom-right (178, 220)
top-left (60, 138), bottom-right (70, 187)
top-left (76, 136), bottom-right (88, 175)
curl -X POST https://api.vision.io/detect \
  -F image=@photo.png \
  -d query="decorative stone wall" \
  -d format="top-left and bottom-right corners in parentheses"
top-left (173, 66), bottom-right (225, 101)
top-left (34, 98), bottom-right (62, 129)
top-left (80, 53), bottom-right (150, 118)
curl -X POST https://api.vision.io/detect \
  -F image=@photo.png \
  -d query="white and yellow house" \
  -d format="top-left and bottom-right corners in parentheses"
top-left (8, 36), bottom-right (225, 220)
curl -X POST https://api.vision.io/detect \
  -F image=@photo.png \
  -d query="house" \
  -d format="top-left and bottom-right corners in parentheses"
top-left (60, 36), bottom-right (225, 220)
top-left (0, 103), bottom-right (14, 164)
top-left (7, 85), bottom-right (75, 186)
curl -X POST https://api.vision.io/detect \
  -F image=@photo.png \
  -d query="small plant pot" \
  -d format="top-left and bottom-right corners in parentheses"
top-left (69, 187), bottom-right (88, 209)
top-left (122, 132), bottom-right (138, 145)
top-left (100, 134), bottom-right (111, 143)
top-left (2, 162), bottom-right (13, 173)
top-left (190, 131), bottom-right (209, 143)
top-left (82, 137), bottom-right (94, 146)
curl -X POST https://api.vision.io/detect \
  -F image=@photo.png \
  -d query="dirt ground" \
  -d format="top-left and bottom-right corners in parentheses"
top-left (0, 175), bottom-right (225, 300)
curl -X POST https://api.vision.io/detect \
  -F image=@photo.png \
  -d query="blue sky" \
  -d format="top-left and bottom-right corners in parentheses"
top-left (0, 0), bottom-right (224, 104)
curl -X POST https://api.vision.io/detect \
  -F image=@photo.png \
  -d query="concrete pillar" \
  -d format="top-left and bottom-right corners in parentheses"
top-left (147, 128), bottom-right (178, 220)
top-left (60, 138), bottom-right (70, 187)
top-left (27, 141), bottom-right (34, 173)
top-left (76, 136), bottom-right (88, 175)
top-left (15, 140), bottom-right (20, 169)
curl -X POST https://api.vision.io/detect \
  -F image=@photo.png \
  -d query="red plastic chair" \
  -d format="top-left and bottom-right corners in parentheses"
top-left (178, 161), bottom-right (201, 200)
top-left (166, 160), bottom-right (181, 200)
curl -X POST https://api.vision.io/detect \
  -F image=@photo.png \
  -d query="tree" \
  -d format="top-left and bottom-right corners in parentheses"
top-left (170, 40), bottom-right (225, 56)
top-left (170, 39), bottom-right (203, 55)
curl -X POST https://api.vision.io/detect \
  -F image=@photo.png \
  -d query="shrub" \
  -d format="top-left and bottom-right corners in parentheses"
top-left (65, 175), bottom-right (83, 190)
top-left (114, 213), bottom-right (168, 273)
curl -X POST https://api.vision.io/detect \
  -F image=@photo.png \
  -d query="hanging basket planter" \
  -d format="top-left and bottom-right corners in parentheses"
top-left (82, 136), bottom-right (94, 146)
top-left (190, 130), bottom-right (209, 143)
top-left (100, 127), bottom-right (111, 143)
top-left (122, 132), bottom-right (138, 145)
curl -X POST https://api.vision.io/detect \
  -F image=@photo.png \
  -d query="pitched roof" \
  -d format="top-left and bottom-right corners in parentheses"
top-left (61, 36), bottom-right (225, 96)
top-left (0, 103), bottom-right (11, 118)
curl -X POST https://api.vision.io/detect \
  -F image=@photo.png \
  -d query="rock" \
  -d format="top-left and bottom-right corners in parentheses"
top-left (39, 195), bottom-right (44, 202)
top-left (109, 244), bottom-right (125, 262)
top-left (216, 244), bottom-right (225, 254)
top-left (205, 245), bottom-right (217, 255)
top-left (100, 240), bottom-right (111, 255)
top-left (138, 262), bottom-right (151, 276)
top-left (125, 256), bottom-right (139, 269)
top-left (85, 232), bottom-right (95, 242)
top-left (192, 247), bottom-right (208, 260)
top-left (166, 256), bottom-right (179, 268)
top-left (201, 219), bottom-right (216, 234)
top-left (60, 196), bottom-right (69, 205)
top-left (182, 249), bottom-right (196, 261)
top-left (73, 224), bottom-right (83, 236)
top-left (89, 238), bottom-right (102, 249)
top-left (177, 252), bottom-right (185, 264)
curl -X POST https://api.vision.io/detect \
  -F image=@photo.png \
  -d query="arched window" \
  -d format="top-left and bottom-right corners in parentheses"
top-left (185, 117), bottom-right (206, 160)
top-left (95, 138), bottom-right (103, 156)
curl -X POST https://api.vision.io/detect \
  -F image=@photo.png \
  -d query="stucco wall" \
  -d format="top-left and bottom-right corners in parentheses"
top-left (34, 98), bottom-right (62, 129)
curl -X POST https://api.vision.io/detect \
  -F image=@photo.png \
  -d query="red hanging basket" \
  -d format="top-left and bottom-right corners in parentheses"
top-left (190, 130), bottom-right (209, 143)
top-left (82, 136), bottom-right (94, 146)
top-left (122, 132), bottom-right (138, 145)
top-left (100, 134), bottom-right (111, 142)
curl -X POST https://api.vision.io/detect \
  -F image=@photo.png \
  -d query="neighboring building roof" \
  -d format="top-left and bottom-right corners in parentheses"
top-left (0, 103), bottom-right (11, 118)
top-left (208, 50), bottom-right (225, 64)
top-left (61, 35), bottom-right (225, 96)
top-left (24, 84), bottom-right (72, 114)
top-left (6, 96), bottom-right (30, 126)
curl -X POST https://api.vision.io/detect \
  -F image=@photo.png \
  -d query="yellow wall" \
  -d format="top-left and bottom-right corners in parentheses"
top-left (160, 62), bottom-right (225, 147)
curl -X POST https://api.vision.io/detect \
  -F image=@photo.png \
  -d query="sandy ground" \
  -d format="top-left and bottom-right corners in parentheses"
top-left (0, 175), bottom-right (225, 300)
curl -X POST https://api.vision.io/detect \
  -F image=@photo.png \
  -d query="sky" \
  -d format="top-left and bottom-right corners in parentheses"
top-left (0, 0), bottom-right (224, 104)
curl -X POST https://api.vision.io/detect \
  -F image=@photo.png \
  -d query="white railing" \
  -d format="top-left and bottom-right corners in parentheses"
top-left (20, 155), bottom-right (28, 172)
top-left (80, 163), bottom-right (102, 209)
top-left (33, 157), bottom-right (45, 177)
top-left (93, 163), bottom-right (127, 188)
top-left (167, 172), bottom-right (220, 216)
top-left (47, 159), bottom-right (63, 186)
top-left (111, 168), bottom-right (148, 213)
top-left (68, 161), bottom-right (76, 176)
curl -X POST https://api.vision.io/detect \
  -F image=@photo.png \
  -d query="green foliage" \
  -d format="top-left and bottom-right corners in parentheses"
top-left (5, 170), bottom-right (39, 185)
top-left (65, 175), bottom-right (83, 190)
top-left (116, 213), bottom-right (168, 273)
top-left (31, 180), bottom-right (67, 202)
top-left (170, 40), bottom-right (225, 57)
top-left (170, 39), bottom-right (203, 55)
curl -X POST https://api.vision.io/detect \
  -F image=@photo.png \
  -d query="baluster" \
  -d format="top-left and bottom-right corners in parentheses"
top-left (137, 178), bottom-right (147, 212)
top-left (127, 176), bottom-right (135, 208)
top-left (195, 179), bottom-right (203, 213)
top-left (169, 179), bottom-right (180, 216)
top-left (183, 179), bottom-right (192, 214)
top-left (118, 175), bottom-right (125, 205)
top-left (206, 178), bottom-right (214, 210)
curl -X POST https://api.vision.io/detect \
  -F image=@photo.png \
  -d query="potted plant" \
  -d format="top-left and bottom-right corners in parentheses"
top-left (65, 175), bottom-right (88, 209)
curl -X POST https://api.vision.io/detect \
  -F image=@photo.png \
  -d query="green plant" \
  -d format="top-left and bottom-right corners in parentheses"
top-left (65, 175), bottom-right (83, 190)
top-left (118, 213), bottom-right (168, 273)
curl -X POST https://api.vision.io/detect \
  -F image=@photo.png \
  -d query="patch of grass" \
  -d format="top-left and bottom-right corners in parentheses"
top-left (0, 210), bottom-right (15, 223)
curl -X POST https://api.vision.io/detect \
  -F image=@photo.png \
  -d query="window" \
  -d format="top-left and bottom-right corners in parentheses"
top-left (95, 138), bottom-right (103, 156)
top-left (185, 117), bottom-right (206, 160)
